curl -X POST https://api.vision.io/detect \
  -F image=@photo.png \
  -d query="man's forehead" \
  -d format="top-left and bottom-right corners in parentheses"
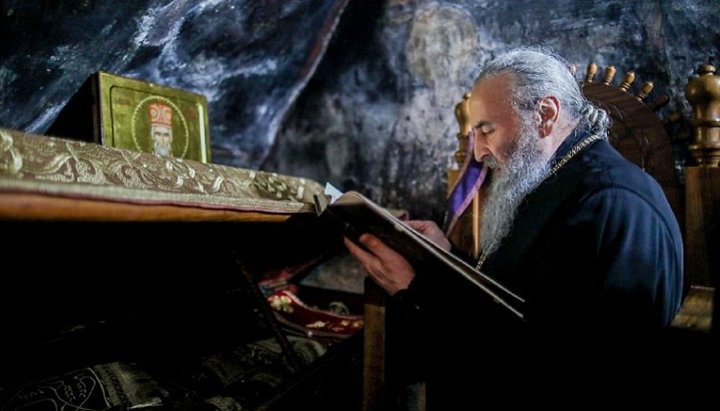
top-left (471, 73), bottom-right (513, 98)
top-left (469, 74), bottom-right (514, 117)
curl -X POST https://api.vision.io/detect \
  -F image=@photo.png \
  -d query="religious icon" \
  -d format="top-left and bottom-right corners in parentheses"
top-left (46, 71), bottom-right (211, 163)
top-left (127, 96), bottom-right (193, 160)
top-left (148, 102), bottom-right (174, 157)
top-left (104, 73), bottom-right (211, 163)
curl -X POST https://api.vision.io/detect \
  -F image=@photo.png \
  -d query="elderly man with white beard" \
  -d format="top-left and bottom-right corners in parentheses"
top-left (345, 47), bottom-right (684, 403)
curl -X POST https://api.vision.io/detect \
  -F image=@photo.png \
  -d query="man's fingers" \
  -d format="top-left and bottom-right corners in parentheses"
top-left (405, 220), bottom-right (429, 231)
top-left (345, 236), bottom-right (393, 289)
top-left (343, 237), bottom-right (374, 263)
top-left (358, 233), bottom-right (405, 262)
top-left (344, 237), bottom-right (385, 274)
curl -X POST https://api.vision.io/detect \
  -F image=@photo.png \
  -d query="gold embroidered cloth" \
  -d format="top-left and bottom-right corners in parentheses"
top-left (0, 128), bottom-right (323, 214)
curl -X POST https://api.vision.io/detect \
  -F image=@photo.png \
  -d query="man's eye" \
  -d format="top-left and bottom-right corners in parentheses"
top-left (479, 125), bottom-right (493, 134)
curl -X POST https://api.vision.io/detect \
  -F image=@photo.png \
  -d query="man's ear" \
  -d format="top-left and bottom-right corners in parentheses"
top-left (537, 96), bottom-right (560, 138)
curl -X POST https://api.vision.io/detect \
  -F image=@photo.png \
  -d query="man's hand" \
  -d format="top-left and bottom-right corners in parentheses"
top-left (344, 234), bottom-right (415, 295)
top-left (406, 220), bottom-right (451, 251)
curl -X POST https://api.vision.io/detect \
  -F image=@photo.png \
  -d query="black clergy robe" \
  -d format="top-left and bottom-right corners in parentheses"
top-left (481, 131), bottom-right (684, 331)
top-left (391, 128), bottom-right (685, 406)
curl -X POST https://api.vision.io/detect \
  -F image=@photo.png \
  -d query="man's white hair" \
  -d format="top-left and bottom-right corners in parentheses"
top-left (476, 47), bottom-right (610, 138)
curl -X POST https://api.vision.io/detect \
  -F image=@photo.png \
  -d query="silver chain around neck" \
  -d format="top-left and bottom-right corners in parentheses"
top-left (548, 134), bottom-right (602, 177)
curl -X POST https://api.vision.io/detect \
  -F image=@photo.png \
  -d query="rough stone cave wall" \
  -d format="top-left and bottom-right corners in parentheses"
top-left (1, 0), bottom-right (719, 222)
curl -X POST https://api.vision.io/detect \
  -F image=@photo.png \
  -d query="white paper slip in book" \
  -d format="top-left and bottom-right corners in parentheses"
top-left (324, 182), bottom-right (344, 204)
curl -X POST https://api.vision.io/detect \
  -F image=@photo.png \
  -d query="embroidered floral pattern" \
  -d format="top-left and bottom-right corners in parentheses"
top-left (0, 128), bottom-right (324, 213)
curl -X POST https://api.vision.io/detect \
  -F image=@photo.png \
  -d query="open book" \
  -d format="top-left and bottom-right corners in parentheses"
top-left (314, 184), bottom-right (525, 320)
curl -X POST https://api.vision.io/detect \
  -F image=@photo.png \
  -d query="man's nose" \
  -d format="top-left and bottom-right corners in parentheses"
top-left (473, 137), bottom-right (490, 162)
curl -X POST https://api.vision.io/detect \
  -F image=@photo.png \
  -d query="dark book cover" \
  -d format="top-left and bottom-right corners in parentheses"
top-left (314, 189), bottom-right (525, 320)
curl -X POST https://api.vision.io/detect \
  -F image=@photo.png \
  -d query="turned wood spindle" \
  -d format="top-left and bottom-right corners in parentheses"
top-left (652, 95), bottom-right (670, 111)
top-left (453, 92), bottom-right (472, 168)
top-left (685, 64), bottom-right (720, 166)
top-left (585, 63), bottom-right (598, 84)
top-left (602, 65), bottom-right (617, 85)
top-left (636, 81), bottom-right (654, 101)
top-left (620, 71), bottom-right (636, 92)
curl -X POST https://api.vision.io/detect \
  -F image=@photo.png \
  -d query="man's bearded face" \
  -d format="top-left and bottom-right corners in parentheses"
top-left (152, 125), bottom-right (173, 157)
top-left (479, 114), bottom-right (550, 257)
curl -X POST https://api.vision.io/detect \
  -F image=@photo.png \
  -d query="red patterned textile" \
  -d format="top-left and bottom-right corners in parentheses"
top-left (267, 290), bottom-right (363, 339)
